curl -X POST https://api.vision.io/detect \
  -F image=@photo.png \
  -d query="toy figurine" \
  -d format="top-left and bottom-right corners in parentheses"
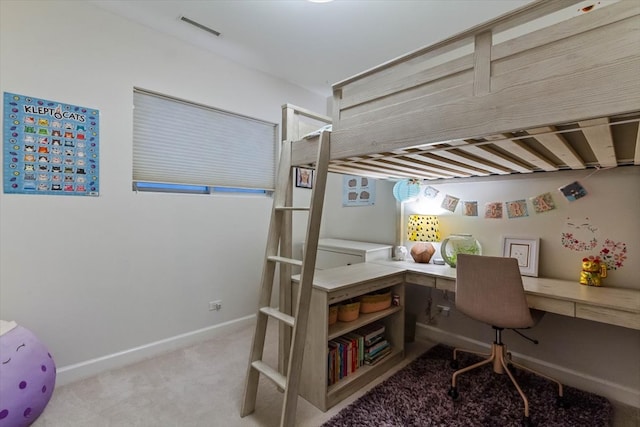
top-left (580, 256), bottom-right (607, 286)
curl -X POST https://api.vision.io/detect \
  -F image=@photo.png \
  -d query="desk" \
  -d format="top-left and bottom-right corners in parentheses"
top-left (291, 261), bottom-right (640, 411)
top-left (374, 260), bottom-right (640, 331)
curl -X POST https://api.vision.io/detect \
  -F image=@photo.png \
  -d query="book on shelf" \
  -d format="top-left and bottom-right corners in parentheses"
top-left (356, 323), bottom-right (385, 342)
top-left (365, 339), bottom-right (389, 358)
top-left (364, 345), bottom-right (392, 365)
top-left (327, 323), bottom-right (392, 385)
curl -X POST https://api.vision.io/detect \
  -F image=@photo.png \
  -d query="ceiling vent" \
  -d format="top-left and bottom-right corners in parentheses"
top-left (179, 16), bottom-right (221, 37)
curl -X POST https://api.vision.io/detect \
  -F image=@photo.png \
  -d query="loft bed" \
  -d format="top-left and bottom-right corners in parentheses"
top-left (285, 0), bottom-right (640, 181)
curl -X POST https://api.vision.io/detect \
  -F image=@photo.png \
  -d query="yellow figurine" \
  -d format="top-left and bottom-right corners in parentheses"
top-left (580, 256), bottom-right (607, 286)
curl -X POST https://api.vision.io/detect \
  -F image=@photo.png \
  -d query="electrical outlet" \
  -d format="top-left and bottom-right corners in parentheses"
top-left (208, 300), bottom-right (222, 311)
top-left (437, 304), bottom-right (450, 317)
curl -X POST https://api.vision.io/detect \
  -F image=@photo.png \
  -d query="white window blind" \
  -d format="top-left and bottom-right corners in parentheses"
top-left (133, 88), bottom-right (277, 191)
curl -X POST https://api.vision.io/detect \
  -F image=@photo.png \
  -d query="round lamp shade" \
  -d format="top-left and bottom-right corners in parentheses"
top-left (392, 179), bottom-right (420, 202)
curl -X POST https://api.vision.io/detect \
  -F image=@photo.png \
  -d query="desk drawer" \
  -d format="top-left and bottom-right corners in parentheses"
top-left (436, 278), bottom-right (456, 292)
top-left (405, 272), bottom-right (435, 288)
top-left (526, 295), bottom-right (574, 316)
top-left (576, 304), bottom-right (640, 330)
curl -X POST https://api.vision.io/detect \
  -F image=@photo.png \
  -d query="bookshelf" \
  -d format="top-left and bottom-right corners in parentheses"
top-left (292, 263), bottom-right (406, 411)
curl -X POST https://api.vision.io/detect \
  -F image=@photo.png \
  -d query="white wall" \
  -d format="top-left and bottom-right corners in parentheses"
top-left (0, 0), bottom-right (326, 379)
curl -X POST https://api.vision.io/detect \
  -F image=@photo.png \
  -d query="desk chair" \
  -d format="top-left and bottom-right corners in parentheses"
top-left (447, 254), bottom-right (564, 427)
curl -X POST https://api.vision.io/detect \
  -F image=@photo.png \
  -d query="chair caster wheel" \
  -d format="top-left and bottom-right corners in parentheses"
top-left (450, 359), bottom-right (459, 369)
top-left (522, 416), bottom-right (534, 427)
top-left (556, 396), bottom-right (568, 408)
top-left (447, 386), bottom-right (459, 400)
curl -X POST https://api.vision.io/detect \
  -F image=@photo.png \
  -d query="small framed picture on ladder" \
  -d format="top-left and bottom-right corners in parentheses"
top-left (295, 167), bottom-right (313, 189)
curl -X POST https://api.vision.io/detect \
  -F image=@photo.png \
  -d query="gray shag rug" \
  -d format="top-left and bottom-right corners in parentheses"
top-left (323, 344), bottom-right (612, 427)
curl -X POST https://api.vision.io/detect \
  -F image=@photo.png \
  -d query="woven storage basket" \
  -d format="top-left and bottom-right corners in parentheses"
top-left (359, 291), bottom-right (392, 313)
top-left (328, 305), bottom-right (338, 325)
top-left (337, 302), bottom-right (361, 322)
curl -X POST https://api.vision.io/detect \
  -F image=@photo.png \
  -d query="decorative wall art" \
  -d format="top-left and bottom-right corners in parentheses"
top-left (502, 236), bottom-right (540, 277)
top-left (3, 92), bottom-right (99, 196)
top-left (506, 199), bottom-right (529, 219)
top-left (484, 202), bottom-right (503, 219)
top-left (462, 201), bottom-right (478, 217)
top-left (559, 180), bottom-right (587, 201)
top-left (530, 192), bottom-right (556, 213)
top-left (343, 175), bottom-right (375, 206)
top-left (598, 239), bottom-right (627, 271)
top-left (423, 185), bottom-right (439, 199)
top-left (561, 217), bottom-right (599, 251)
top-left (295, 167), bottom-right (313, 189)
top-left (441, 194), bottom-right (459, 212)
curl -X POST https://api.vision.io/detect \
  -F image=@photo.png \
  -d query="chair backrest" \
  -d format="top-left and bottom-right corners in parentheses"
top-left (455, 254), bottom-right (534, 329)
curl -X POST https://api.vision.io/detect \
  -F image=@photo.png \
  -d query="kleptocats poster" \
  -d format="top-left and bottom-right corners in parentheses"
top-left (3, 92), bottom-right (99, 196)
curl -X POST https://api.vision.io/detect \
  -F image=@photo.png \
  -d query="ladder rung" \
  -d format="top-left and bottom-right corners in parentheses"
top-left (275, 206), bottom-right (310, 212)
top-left (260, 307), bottom-right (295, 327)
top-left (252, 360), bottom-right (287, 390)
top-left (267, 256), bottom-right (303, 267)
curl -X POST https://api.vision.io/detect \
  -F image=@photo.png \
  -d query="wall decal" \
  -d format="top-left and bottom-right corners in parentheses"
top-left (561, 217), bottom-right (599, 251)
top-left (3, 92), bottom-right (99, 196)
top-left (599, 239), bottom-right (627, 270)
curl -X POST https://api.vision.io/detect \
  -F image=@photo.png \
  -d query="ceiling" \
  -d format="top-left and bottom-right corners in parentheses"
top-left (89, 0), bottom-right (533, 97)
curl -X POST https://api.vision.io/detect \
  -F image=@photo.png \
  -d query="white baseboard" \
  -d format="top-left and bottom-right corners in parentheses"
top-left (416, 322), bottom-right (640, 408)
top-left (56, 315), bottom-right (255, 386)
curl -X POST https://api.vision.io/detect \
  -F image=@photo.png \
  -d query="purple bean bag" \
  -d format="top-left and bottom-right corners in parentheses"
top-left (0, 321), bottom-right (56, 427)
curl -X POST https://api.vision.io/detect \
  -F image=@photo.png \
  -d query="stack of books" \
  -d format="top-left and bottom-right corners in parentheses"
top-left (327, 322), bottom-right (392, 386)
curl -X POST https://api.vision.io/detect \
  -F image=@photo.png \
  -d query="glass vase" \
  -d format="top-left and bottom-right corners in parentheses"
top-left (440, 233), bottom-right (482, 267)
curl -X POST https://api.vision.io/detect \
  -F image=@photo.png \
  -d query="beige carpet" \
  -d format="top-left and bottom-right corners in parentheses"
top-left (34, 320), bottom-right (638, 427)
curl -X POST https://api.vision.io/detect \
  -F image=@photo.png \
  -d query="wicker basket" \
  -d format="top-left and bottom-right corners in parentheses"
top-left (337, 301), bottom-right (361, 322)
top-left (359, 291), bottom-right (392, 313)
top-left (328, 305), bottom-right (338, 325)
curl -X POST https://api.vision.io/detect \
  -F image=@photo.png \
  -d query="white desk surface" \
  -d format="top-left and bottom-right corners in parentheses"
top-left (295, 260), bottom-right (640, 330)
top-left (373, 259), bottom-right (640, 315)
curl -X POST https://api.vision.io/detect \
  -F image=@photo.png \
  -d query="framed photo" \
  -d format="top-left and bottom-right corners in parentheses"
top-left (295, 167), bottom-right (313, 189)
top-left (502, 237), bottom-right (540, 277)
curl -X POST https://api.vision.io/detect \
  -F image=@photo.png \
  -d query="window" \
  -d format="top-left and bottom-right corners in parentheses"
top-left (132, 88), bottom-right (277, 194)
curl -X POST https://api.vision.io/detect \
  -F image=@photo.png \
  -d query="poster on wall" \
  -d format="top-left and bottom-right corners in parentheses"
top-left (3, 92), bottom-right (99, 196)
top-left (342, 175), bottom-right (375, 206)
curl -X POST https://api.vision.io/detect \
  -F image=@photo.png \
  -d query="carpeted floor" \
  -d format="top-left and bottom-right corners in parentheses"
top-left (323, 344), bottom-right (612, 427)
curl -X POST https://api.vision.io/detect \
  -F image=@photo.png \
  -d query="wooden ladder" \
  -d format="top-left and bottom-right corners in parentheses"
top-left (241, 130), bottom-right (331, 427)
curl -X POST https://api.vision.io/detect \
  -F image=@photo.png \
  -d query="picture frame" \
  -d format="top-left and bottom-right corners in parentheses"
top-left (295, 167), bottom-right (313, 189)
top-left (502, 236), bottom-right (540, 277)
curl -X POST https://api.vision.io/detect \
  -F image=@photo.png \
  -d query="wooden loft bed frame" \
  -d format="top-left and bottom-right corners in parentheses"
top-left (287, 0), bottom-right (640, 181)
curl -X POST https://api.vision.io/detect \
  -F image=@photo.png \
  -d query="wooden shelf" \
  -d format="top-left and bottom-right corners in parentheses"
top-left (328, 306), bottom-right (402, 340)
top-left (327, 347), bottom-right (403, 395)
top-left (297, 266), bottom-right (405, 412)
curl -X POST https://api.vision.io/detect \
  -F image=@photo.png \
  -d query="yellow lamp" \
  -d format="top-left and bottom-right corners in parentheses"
top-left (407, 215), bottom-right (441, 263)
top-left (407, 215), bottom-right (441, 242)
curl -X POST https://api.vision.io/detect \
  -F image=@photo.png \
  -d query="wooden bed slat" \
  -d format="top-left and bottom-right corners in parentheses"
top-left (635, 124), bottom-right (640, 166)
top-left (485, 134), bottom-right (558, 172)
top-left (527, 126), bottom-right (586, 170)
top-left (579, 118), bottom-right (617, 168)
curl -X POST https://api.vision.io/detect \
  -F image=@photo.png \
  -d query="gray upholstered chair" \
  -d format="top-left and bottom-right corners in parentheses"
top-left (447, 254), bottom-right (565, 427)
